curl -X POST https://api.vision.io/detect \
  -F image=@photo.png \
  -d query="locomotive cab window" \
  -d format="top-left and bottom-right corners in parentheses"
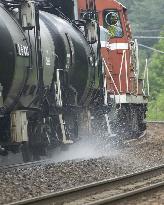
top-left (103, 10), bottom-right (123, 38)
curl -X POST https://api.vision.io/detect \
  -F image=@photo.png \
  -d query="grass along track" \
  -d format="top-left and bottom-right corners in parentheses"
top-left (8, 164), bottom-right (164, 205)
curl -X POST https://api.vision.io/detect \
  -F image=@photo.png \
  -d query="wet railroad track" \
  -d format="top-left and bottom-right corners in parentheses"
top-left (8, 164), bottom-right (164, 205)
top-left (0, 159), bottom-right (54, 171)
top-left (147, 121), bottom-right (164, 124)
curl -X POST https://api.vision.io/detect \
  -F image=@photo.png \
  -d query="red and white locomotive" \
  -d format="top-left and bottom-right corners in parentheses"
top-left (76, 0), bottom-right (148, 137)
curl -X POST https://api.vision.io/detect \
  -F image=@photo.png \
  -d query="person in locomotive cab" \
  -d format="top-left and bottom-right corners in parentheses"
top-left (105, 12), bottom-right (123, 38)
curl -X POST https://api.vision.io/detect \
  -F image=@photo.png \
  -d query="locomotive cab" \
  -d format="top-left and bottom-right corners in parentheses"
top-left (103, 9), bottom-right (124, 38)
top-left (101, 5), bottom-right (132, 95)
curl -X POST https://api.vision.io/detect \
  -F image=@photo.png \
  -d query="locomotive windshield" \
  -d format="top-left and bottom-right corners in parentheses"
top-left (103, 10), bottom-right (123, 38)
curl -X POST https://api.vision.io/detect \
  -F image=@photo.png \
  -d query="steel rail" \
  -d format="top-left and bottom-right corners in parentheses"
top-left (0, 159), bottom-right (54, 171)
top-left (87, 181), bottom-right (164, 205)
top-left (147, 121), bottom-right (164, 124)
top-left (8, 164), bottom-right (164, 205)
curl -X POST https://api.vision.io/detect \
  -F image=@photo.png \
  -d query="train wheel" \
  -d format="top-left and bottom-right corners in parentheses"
top-left (21, 142), bottom-right (32, 162)
top-left (32, 147), bottom-right (41, 161)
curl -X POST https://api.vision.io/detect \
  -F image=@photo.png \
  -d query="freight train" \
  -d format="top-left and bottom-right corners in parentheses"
top-left (0, 0), bottom-right (148, 162)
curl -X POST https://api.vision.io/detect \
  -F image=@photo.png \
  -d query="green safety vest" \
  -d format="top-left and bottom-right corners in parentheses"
top-left (109, 25), bottom-right (117, 37)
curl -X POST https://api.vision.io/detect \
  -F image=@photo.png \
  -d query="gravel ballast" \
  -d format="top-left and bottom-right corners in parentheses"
top-left (0, 123), bottom-right (163, 204)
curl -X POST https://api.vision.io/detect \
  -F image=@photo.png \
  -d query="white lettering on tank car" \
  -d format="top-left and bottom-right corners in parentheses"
top-left (16, 43), bottom-right (30, 56)
top-left (45, 57), bottom-right (51, 66)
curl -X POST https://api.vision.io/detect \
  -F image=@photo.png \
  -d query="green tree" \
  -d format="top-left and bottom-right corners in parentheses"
top-left (119, 0), bottom-right (164, 45)
top-left (147, 92), bottom-right (164, 120)
top-left (147, 30), bottom-right (164, 120)
top-left (148, 31), bottom-right (164, 100)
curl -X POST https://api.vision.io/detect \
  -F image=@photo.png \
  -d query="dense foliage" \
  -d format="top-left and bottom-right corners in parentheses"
top-left (119, 0), bottom-right (164, 46)
top-left (119, 0), bottom-right (164, 33)
top-left (147, 31), bottom-right (164, 120)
